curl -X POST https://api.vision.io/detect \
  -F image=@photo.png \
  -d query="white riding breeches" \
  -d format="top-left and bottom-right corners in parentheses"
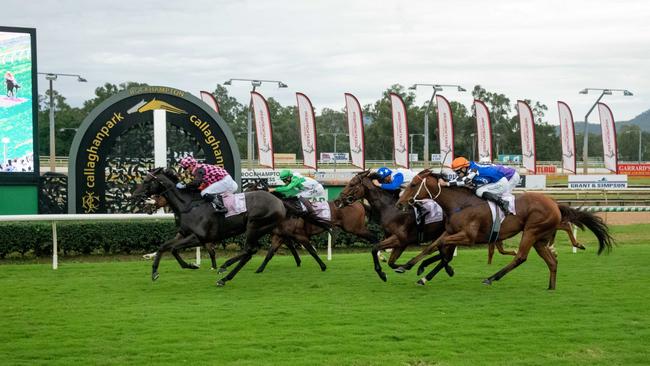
top-left (507, 172), bottom-right (520, 193)
top-left (201, 175), bottom-right (238, 197)
top-left (475, 177), bottom-right (509, 197)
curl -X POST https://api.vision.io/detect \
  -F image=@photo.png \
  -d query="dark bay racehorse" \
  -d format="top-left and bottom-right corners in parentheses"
top-left (396, 169), bottom-right (613, 289)
top-left (132, 168), bottom-right (286, 287)
top-left (238, 179), bottom-right (377, 273)
top-left (337, 171), bottom-right (453, 281)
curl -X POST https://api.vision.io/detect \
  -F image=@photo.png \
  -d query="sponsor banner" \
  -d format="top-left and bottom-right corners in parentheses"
top-left (474, 100), bottom-right (492, 162)
top-left (409, 153), bottom-right (419, 162)
top-left (274, 153), bottom-right (296, 165)
top-left (568, 175), bottom-right (628, 189)
top-left (199, 91), bottom-right (220, 114)
top-left (241, 169), bottom-right (282, 186)
top-left (389, 93), bottom-right (409, 168)
top-left (314, 170), bottom-right (358, 182)
top-left (535, 165), bottom-right (557, 174)
top-left (498, 154), bottom-right (522, 164)
top-left (296, 92), bottom-right (318, 169)
top-left (320, 152), bottom-right (349, 163)
top-left (598, 103), bottom-right (618, 173)
top-left (344, 93), bottom-right (365, 169)
top-left (517, 100), bottom-right (537, 173)
top-left (436, 95), bottom-right (454, 167)
top-left (251, 91), bottom-right (274, 169)
top-left (431, 153), bottom-right (442, 162)
top-left (557, 101), bottom-right (576, 173)
top-left (618, 163), bottom-right (650, 176)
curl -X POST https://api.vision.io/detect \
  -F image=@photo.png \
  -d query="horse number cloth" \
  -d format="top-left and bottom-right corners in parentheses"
top-left (487, 194), bottom-right (516, 242)
top-left (222, 193), bottom-right (247, 217)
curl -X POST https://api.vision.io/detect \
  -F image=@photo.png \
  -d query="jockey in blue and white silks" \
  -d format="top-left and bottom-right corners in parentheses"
top-left (373, 167), bottom-right (417, 191)
top-left (440, 157), bottom-right (512, 215)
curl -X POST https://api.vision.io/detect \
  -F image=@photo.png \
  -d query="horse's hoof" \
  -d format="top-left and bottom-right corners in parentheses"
top-left (296, 262), bottom-right (302, 267)
top-left (189, 263), bottom-right (200, 270)
top-left (152, 272), bottom-right (159, 282)
top-left (210, 267), bottom-right (216, 271)
top-left (377, 271), bottom-right (387, 282)
top-left (394, 267), bottom-right (405, 274)
top-left (216, 279), bottom-right (226, 287)
top-left (217, 267), bottom-right (227, 274)
top-left (255, 268), bottom-right (264, 274)
top-left (445, 266), bottom-right (455, 277)
top-left (416, 278), bottom-right (426, 286)
top-left (482, 279), bottom-right (492, 286)
top-left (320, 266), bottom-right (327, 272)
top-left (578, 244), bottom-right (586, 250)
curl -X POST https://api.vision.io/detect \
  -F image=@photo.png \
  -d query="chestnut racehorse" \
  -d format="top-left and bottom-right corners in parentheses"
top-left (396, 169), bottom-right (613, 290)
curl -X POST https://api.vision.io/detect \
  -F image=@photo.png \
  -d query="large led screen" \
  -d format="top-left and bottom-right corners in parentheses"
top-left (0, 27), bottom-right (38, 178)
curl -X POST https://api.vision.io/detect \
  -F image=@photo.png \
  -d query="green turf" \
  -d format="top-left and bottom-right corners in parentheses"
top-left (1, 225), bottom-right (649, 365)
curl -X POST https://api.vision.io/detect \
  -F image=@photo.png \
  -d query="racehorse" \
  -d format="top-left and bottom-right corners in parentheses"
top-left (336, 170), bottom-right (453, 281)
top-left (395, 169), bottom-right (613, 289)
top-left (132, 168), bottom-right (286, 287)
top-left (237, 179), bottom-right (377, 273)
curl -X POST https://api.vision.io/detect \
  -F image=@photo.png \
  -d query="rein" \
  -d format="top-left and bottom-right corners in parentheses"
top-left (146, 171), bottom-right (194, 213)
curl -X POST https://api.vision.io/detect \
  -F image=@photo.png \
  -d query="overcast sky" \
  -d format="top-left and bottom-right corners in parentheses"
top-left (3, 0), bottom-right (649, 122)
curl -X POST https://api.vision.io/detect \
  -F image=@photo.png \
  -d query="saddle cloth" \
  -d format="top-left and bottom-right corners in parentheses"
top-left (310, 201), bottom-right (331, 221)
top-left (420, 199), bottom-right (444, 224)
top-left (222, 193), bottom-right (247, 218)
top-left (487, 194), bottom-right (516, 225)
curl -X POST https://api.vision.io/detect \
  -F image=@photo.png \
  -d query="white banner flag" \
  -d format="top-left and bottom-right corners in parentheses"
top-left (474, 100), bottom-right (493, 162)
top-left (557, 101), bottom-right (576, 173)
top-left (345, 93), bottom-right (365, 169)
top-left (200, 91), bottom-right (220, 114)
top-left (598, 102), bottom-right (618, 173)
top-left (296, 92), bottom-right (318, 170)
top-left (390, 93), bottom-right (409, 168)
top-left (517, 100), bottom-right (537, 173)
top-left (251, 91), bottom-right (274, 169)
top-left (436, 95), bottom-right (454, 167)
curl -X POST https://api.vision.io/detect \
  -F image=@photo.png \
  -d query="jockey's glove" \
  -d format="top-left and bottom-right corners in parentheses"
top-left (176, 183), bottom-right (186, 189)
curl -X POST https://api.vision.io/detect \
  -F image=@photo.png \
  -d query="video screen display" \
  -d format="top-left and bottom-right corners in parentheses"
top-left (0, 27), bottom-right (37, 175)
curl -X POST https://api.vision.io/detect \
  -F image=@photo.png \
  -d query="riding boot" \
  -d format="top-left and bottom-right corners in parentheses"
top-left (203, 193), bottom-right (228, 213)
top-left (482, 192), bottom-right (512, 216)
top-left (298, 197), bottom-right (332, 230)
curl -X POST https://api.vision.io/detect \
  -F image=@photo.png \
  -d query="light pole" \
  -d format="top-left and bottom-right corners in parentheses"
top-left (223, 78), bottom-right (288, 170)
top-left (38, 72), bottom-right (87, 172)
top-left (409, 133), bottom-right (425, 160)
top-left (1, 137), bottom-right (9, 167)
top-left (494, 132), bottom-right (502, 159)
top-left (578, 88), bottom-right (633, 174)
top-left (409, 83), bottom-right (466, 165)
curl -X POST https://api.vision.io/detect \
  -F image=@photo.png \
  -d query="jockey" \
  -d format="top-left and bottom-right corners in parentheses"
top-left (274, 169), bottom-right (326, 202)
top-left (477, 156), bottom-right (520, 194)
top-left (273, 169), bottom-right (330, 228)
top-left (440, 156), bottom-right (512, 215)
top-left (176, 155), bottom-right (238, 213)
top-left (372, 167), bottom-right (416, 190)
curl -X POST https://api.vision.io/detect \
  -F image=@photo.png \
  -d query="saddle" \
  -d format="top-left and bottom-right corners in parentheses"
top-left (282, 196), bottom-right (332, 230)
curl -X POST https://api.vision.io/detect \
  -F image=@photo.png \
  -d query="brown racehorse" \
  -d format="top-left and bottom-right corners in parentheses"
top-left (396, 169), bottom-right (613, 290)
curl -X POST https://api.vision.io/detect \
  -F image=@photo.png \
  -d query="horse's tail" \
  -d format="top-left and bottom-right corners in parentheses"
top-left (559, 204), bottom-right (614, 255)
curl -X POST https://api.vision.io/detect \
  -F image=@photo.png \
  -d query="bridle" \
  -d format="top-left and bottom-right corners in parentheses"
top-left (407, 174), bottom-right (441, 206)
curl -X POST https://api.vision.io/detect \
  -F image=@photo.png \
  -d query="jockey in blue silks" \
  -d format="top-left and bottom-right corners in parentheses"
top-left (439, 156), bottom-right (513, 215)
top-left (372, 167), bottom-right (416, 190)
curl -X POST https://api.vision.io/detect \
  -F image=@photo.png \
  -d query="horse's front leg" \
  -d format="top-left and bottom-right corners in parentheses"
top-left (397, 232), bottom-right (447, 272)
top-left (255, 234), bottom-right (285, 273)
top-left (152, 234), bottom-right (199, 281)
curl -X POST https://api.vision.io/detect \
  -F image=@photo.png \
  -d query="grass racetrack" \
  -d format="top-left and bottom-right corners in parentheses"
top-left (1, 224), bottom-right (649, 365)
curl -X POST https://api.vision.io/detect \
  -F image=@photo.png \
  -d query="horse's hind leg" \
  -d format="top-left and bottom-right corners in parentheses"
top-left (417, 245), bottom-right (455, 285)
top-left (533, 240), bottom-right (558, 290)
top-left (217, 222), bottom-right (276, 286)
top-left (286, 241), bottom-right (302, 268)
top-left (560, 223), bottom-right (585, 250)
top-left (297, 236), bottom-right (326, 272)
top-left (483, 231), bottom-right (536, 286)
top-left (255, 235), bottom-right (285, 273)
top-left (218, 252), bottom-right (247, 273)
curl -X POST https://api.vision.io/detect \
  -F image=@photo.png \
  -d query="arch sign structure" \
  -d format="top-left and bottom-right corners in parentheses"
top-left (68, 86), bottom-right (240, 213)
